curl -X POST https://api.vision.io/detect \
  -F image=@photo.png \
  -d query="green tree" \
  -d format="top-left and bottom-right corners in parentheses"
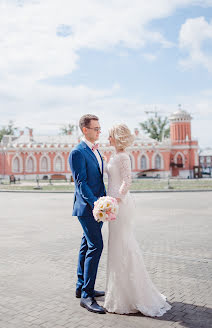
top-left (0, 120), bottom-right (18, 142)
top-left (139, 113), bottom-right (170, 141)
top-left (60, 123), bottom-right (75, 135)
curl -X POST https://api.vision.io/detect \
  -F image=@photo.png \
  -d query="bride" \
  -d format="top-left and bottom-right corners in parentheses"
top-left (103, 123), bottom-right (171, 316)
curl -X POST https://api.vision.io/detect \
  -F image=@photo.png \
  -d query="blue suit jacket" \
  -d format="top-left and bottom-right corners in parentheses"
top-left (69, 141), bottom-right (106, 217)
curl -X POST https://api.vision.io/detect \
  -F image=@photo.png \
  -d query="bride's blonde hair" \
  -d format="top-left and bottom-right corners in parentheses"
top-left (109, 124), bottom-right (134, 150)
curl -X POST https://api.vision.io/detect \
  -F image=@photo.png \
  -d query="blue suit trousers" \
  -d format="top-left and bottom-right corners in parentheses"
top-left (76, 216), bottom-right (103, 298)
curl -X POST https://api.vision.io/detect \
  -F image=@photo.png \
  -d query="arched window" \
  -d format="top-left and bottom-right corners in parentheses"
top-left (41, 157), bottom-right (48, 172)
top-left (141, 155), bottom-right (147, 170)
top-left (13, 157), bottom-right (20, 173)
top-left (55, 157), bottom-right (62, 172)
top-left (155, 154), bottom-right (161, 169)
top-left (27, 157), bottom-right (34, 172)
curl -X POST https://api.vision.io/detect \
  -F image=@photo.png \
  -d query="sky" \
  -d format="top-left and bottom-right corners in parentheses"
top-left (0, 0), bottom-right (212, 148)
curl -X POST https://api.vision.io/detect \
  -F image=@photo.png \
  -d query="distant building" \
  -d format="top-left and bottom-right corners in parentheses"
top-left (0, 107), bottom-right (199, 179)
top-left (199, 149), bottom-right (212, 177)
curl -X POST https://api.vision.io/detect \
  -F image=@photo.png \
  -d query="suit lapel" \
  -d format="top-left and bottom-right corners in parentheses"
top-left (81, 141), bottom-right (102, 174)
top-left (97, 150), bottom-right (104, 176)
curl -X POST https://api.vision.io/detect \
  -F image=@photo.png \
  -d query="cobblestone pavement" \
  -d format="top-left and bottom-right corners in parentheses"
top-left (0, 192), bottom-right (212, 328)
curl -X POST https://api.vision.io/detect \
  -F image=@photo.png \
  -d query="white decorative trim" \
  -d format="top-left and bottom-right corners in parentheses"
top-left (12, 154), bottom-right (23, 173)
top-left (67, 158), bottom-right (71, 172)
top-left (171, 144), bottom-right (198, 150)
top-left (128, 153), bottom-right (135, 170)
top-left (26, 154), bottom-right (37, 172)
top-left (178, 170), bottom-right (192, 179)
top-left (195, 151), bottom-right (199, 166)
top-left (152, 152), bottom-right (164, 170)
top-left (5, 144), bottom-right (173, 152)
top-left (39, 154), bottom-right (51, 172)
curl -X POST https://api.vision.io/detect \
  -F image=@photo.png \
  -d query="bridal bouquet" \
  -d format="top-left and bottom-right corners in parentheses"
top-left (93, 196), bottom-right (119, 222)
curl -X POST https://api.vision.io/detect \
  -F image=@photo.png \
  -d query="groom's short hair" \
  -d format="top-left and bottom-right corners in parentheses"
top-left (79, 114), bottom-right (99, 132)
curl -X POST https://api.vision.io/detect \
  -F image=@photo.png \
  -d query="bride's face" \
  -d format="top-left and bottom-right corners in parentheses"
top-left (108, 134), bottom-right (116, 146)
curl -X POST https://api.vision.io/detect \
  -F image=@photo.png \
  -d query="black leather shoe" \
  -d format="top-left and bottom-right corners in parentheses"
top-left (76, 289), bottom-right (105, 298)
top-left (80, 297), bottom-right (106, 314)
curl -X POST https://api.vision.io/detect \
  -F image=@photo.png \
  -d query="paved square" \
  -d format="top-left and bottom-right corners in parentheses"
top-left (0, 191), bottom-right (212, 328)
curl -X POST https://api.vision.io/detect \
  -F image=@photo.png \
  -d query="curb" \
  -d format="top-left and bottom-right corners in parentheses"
top-left (0, 189), bottom-right (74, 194)
top-left (1, 189), bottom-right (212, 194)
top-left (131, 189), bottom-right (212, 193)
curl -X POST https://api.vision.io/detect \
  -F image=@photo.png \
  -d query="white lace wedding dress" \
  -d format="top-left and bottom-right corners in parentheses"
top-left (103, 152), bottom-right (171, 316)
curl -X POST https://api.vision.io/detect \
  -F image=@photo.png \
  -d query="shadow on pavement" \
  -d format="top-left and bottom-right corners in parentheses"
top-left (159, 302), bottom-right (212, 328)
top-left (126, 302), bottom-right (212, 328)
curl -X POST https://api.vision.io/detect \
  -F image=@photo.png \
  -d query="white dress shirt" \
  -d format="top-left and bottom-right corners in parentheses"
top-left (82, 137), bottom-right (102, 174)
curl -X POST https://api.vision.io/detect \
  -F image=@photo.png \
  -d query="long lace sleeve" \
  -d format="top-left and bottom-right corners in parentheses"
top-left (118, 153), bottom-right (132, 198)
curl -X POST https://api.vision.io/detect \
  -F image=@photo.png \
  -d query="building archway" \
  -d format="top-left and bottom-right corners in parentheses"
top-left (172, 152), bottom-right (184, 177)
top-left (26, 155), bottom-right (37, 172)
top-left (152, 153), bottom-right (164, 170)
top-left (137, 152), bottom-right (150, 170)
top-left (39, 155), bottom-right (51, 172)
top-left (128, 154), bottom-right (134, 170)
top-left (54, 154), bottom-right (65, 172)
top-left (12, 155), bottom-right (23, 173)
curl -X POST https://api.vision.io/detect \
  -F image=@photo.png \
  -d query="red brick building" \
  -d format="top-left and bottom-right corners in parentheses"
top-left (0, 108), bottom-right (199, 180)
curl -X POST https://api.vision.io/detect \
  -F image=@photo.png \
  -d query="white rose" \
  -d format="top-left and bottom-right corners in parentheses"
top-left (96, 211), bottom-right (107, 222)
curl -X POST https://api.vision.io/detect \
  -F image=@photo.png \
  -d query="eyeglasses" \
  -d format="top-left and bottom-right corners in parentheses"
top-left (87, 127), bottom-right (101, 132)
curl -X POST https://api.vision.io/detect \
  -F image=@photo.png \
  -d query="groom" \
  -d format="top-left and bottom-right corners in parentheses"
top-left (69, 114), bottom-right (106, 314)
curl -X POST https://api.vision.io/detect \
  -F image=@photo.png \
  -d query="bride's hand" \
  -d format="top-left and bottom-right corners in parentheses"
top-left (116, 198), bottom-right (121, 203)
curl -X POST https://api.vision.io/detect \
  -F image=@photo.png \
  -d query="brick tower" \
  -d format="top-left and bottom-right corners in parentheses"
top-left (169, 106), bottom-right (198, 178)
top-left (169, 105), bottom-right (192, 143)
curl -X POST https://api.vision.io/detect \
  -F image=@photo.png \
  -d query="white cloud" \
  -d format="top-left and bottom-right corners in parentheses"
top-left (0, 75), bottom-right (131, 134)
top-left (179, 16), bottom-right (212, 72)
top-left (0, 0), bottom-right (212, 148)
top-left (142, 53), bottom-right (157, 62)
top-left (1, 0), bottom-right (209, 82)
top-left (1, 77), bottom-right (212, 147)
top-left (0, 0), bottom-right (192, 123)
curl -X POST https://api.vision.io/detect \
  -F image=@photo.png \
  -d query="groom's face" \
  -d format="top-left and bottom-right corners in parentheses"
top-left (83, 119), bottom-right (101, 143)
